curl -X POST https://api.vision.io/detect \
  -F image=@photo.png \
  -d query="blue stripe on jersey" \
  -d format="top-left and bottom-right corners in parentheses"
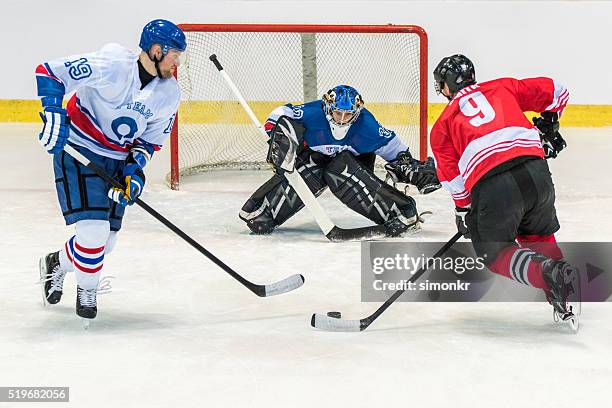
top-left (74, 97), bottom-right (139, 150)
top-left (135, 139), bottom-right (159, 152)
top-left (75, 97), bottom-right (102, 129)
top-left (44, 63), bottom-right (57, 78)
top-left (70, 124), bottom-right (127, 154)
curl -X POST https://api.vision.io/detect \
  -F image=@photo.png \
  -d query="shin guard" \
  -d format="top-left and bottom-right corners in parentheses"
top-left (324, 151), bottom-right (417, 225)
top-left (239, 153), bottom-right (328, 233)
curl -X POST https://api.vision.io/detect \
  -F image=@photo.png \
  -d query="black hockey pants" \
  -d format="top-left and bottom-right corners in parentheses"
top-left (467, 157), bottom-right (560, 263)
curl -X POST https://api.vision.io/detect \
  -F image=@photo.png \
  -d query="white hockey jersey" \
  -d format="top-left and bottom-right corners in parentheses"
top-left (35, 43), bottom-right (179, 160)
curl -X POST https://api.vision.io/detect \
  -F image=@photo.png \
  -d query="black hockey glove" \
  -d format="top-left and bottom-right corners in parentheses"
top-left (533, 112), bottom-right (566, 159)
top-left (455, 207), bottom-right (471, 239)
top-left (541, 132), bottom-right (567, 159)
top-left (385, 151), bottom-right (442, 194)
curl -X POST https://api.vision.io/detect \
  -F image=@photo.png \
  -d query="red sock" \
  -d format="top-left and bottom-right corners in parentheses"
top-left (517, 233), bottom-right (563, 261)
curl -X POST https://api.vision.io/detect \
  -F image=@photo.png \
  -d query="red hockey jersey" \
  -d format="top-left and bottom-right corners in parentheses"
top-left (430, 77), bottom-right (568, 208)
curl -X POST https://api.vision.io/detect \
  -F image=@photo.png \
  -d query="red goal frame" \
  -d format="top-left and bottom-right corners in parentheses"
top-left (170, 24), bottom-right (428, 190)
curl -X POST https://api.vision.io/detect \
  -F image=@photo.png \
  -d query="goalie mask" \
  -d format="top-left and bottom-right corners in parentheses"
top-left (322, 85), bottom-right (364, 127)
top-left (433, 54), bottom-right (476, 99)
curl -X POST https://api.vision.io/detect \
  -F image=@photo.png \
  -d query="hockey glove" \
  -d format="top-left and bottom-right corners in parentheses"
top-left (385, 151), bottom-right (442, 194)
top-left (455, 207), bottom-right (471, 239)
top-left (533, 112), bottom-right (566, 159)
top-left (108, 163), bottom-right (145, 206)
top-left (267, 116), bottom-right (304, 173)
top-left (533, 112), bottom-right (559, 137)
top-left (541, 133), bottom-right (567, 159)
top-left (38, 106), bottom-right (70, 154)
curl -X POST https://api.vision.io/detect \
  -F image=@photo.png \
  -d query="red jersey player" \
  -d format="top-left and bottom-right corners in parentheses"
top-left (430, 54), bottom-right (580, 330)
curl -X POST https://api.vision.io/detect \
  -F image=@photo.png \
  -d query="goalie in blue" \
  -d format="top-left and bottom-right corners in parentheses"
top-left (36, 19), bottom-right (186, 321)
top-left (239, 85), bottom-right (441, 236)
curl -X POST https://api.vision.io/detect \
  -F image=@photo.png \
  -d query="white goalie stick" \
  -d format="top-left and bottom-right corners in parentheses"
top-left (63, 144), bottom-right (304, 297)
top-left (209, 54), bottom-right (388, 242)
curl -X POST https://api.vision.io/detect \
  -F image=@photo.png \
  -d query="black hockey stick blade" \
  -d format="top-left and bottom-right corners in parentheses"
top-left (325, 224), bottom-right (388, 242)
top-left (255, 273), bottom-right (306, 297)
top-left (311, 232), bottom-right (463, 332)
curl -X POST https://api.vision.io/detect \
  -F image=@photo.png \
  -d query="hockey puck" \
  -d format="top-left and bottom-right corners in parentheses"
top-left (327, 311), bottom-right (342, 319)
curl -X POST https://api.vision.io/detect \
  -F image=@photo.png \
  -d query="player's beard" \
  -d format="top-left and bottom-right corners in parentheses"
top-left (159, 68), bottom-right (174, 79)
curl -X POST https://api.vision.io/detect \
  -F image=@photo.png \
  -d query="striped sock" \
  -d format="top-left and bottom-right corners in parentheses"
top-left (65, 236), bottom-right (105, 289)
top-left (58, 242), bottom-right (73, 272)
top-left (488, 245), bottom-right (549, 289)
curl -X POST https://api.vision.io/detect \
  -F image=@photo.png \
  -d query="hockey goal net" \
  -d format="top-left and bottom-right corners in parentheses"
top-left (170, 24), bottom-right (428, 189)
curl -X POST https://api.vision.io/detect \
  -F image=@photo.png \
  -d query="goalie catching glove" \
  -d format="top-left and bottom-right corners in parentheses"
top-left (108, 162), bottom-right (145, 206)
top-left (533, 111), bottom-right (566, 159)
top-left (385, 151), bottom-right (442, 194)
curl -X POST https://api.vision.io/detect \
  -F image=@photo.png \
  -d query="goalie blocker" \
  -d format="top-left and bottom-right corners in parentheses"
top-left (239, 116), bottom-right (419, 236)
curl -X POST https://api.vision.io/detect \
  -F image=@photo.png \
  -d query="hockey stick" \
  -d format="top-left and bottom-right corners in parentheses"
top-left (209, 54), bottom-right (388, 242)
top-left (311, 231), bottom-right (463, 331)
top-left (63, 144), bottom-right (305, 297)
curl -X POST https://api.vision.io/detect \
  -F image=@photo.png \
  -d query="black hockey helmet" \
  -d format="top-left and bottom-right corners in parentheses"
top-left (433, 54), bottom-right (476, 97)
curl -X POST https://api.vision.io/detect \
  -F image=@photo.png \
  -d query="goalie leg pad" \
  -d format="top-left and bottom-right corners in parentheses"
top-left (239, 151), bottom-right (328, 234)
top-left (323, 151), bottom-right (417, 225)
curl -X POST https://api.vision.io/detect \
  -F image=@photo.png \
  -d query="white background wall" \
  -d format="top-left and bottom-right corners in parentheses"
top-left (3, 0), bottom-right (611, 104)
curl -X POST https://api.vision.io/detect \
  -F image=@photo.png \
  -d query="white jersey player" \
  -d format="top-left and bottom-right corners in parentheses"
top-left (36, 19), bottom-right (186, 321)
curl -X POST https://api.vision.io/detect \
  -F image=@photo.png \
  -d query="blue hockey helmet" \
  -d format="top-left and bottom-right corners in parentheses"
top-left (139, 19), bottom-right (186, 55)
top-left (322, 85), bottom-right (364, 126)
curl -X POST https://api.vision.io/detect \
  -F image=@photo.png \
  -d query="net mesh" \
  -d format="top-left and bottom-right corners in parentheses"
top-left (174, 28), bottom-right (424, 186)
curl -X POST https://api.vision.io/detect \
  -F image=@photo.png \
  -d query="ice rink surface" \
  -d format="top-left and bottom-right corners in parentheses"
top-left (1, 123), bottom-right (611, 407)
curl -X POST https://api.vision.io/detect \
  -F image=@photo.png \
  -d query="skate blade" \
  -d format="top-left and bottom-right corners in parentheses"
top-left (563, 313), bottom-right (580, 333)
top-left (567, 315), bottom-right (580, 333)
top-left (39, 257), bottom-right (48, 308)
top-left (82, 318), bottom-right (91, 330)
top-left (554, 310), bottom-right (580, 333)
top-left (565, 269), bottom-right (581, 333)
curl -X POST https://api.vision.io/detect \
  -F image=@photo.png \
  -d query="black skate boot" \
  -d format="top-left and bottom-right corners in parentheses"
top-left (39, 251), bottom-right (67, 305)
top-left (76, 286), bottom-right (97, 320)
top-left (542, 259), bottom-right (581, 332)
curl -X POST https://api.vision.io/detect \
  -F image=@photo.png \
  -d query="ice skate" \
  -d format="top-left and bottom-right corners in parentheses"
top-left (384, 214), bottom-right (420, 237)
top-left (39, 251), bottom-right (67, 306)
top-left (543, 260), bottom-right (581, 332)
top-left (76, 286), bottom-right (98, 324)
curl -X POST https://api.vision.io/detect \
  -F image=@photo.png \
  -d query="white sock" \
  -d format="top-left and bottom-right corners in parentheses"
top-left (65, 220), bottom-right (110, 290)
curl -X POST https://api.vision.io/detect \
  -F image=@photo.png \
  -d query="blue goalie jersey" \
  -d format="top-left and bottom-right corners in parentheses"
top-left (264, 100), bottom-right (407, 161)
